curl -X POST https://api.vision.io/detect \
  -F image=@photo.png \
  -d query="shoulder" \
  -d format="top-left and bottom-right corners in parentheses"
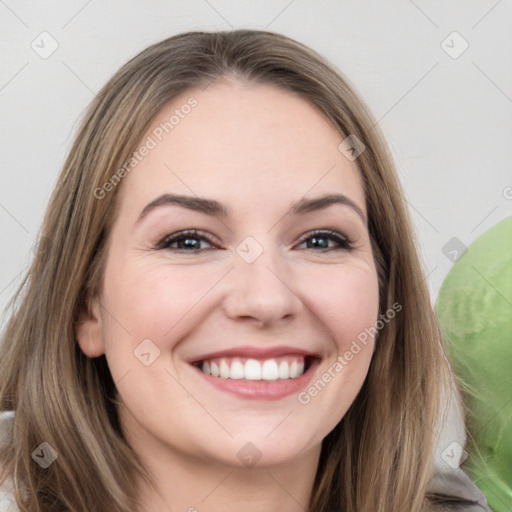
top-left (428, 384), bottom-right (492, 512)
top-left (0, 410), bottom-right (19, 511)
top-left (428, 468), bottom-right (494, 511)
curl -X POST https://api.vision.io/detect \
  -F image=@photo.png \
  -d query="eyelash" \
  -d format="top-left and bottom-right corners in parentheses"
top-left (156, 229), bottom-right (353, 252)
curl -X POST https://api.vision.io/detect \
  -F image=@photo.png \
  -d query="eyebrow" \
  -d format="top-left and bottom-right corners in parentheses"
top-left (135, 192), bottom-right (366, 225)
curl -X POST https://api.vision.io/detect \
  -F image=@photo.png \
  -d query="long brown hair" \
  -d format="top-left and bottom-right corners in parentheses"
top-left (0, 29), bottom-right (452, 511)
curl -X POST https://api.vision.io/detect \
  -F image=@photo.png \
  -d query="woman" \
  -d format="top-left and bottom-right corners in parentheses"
top-left (0, 29), bottom-right (491, 511)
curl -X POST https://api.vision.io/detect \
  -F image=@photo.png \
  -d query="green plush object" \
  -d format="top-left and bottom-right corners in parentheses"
top-left (436, 216), bottom-right (512, 512)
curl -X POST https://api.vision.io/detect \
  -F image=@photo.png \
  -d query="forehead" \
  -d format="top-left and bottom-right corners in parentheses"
top-left (116, 79), bottom-right (366, 220)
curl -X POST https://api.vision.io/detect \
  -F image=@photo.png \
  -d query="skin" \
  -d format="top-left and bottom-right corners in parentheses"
top-left (77, 78), bottom-right (380, 512)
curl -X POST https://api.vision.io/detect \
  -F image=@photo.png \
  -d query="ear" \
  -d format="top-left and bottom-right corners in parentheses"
top-left (75, 294), bottom-right (105, 358)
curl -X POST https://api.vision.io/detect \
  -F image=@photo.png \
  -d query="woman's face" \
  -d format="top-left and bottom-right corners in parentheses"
top-left (79, 79), bottom-right (380, 469)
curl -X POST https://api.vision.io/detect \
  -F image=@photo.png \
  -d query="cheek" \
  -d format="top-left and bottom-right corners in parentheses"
top-left (101, 257), bottom-right (219, 344)
top-left (98, 260), bottom-right (219, 411)
top-left (293, 264), bottom-right (379, 435)
top-left (300, 263), bottom-right (380, 348)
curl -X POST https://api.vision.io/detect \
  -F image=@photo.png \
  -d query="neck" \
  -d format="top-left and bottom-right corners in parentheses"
top-left (133, 435), bottom-right (321, 512)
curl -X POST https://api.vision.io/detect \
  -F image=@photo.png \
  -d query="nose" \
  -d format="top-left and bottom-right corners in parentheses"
top-left (222, 245), bottom-right (304, 328)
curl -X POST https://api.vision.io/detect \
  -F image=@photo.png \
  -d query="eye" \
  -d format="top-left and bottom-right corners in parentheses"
top-left (156, 228), bottom-right (353, 253)
top-left (157, 230), bottom-right (217, 251)
top-left (296, 229), bottom-right (352, 251)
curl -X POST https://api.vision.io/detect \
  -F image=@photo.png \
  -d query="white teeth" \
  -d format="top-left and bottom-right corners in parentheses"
top-left (219, 359), bottom-right (230, 379)
top-left (210, 362), bottom-right (220, 377)
top-left (244, 359), bottom-right (262, 380)
top-left (230, 360), bottom-right (245, 379)
top-left (198, 356), bottom-right (308, 381)
top-left (278, 360), bottom-right (289, 379)
top-left (261, 360), bottom-right (279, 380)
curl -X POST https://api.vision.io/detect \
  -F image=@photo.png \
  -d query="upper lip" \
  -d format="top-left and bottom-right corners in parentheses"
top-left (187, 345), bottom-right (321, 364)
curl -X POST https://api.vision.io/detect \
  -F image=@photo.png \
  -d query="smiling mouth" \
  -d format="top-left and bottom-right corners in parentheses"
top-left (191, 355), bottom-right (316, 381)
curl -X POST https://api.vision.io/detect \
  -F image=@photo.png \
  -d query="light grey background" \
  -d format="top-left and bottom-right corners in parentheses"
top-left (1, 0), bottom-right (512, 322)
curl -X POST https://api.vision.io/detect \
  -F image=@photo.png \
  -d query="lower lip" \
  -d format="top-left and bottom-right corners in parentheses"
top-left (191, 360), bottom-right (320, 401)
